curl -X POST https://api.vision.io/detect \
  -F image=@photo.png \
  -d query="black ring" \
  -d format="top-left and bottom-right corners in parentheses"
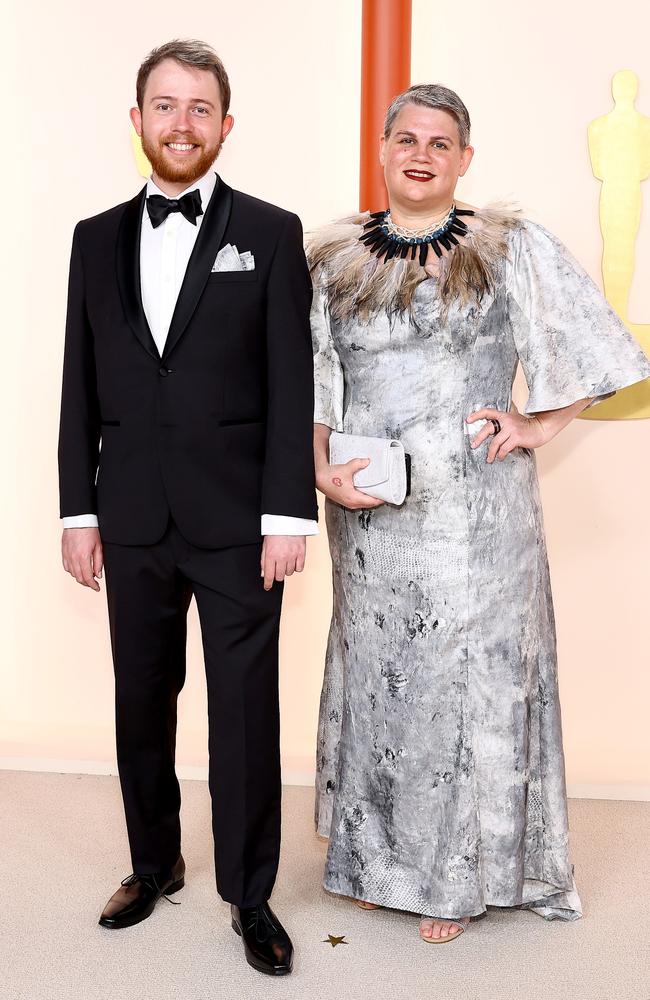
top-left (491, 419), bottom-right (502, 435)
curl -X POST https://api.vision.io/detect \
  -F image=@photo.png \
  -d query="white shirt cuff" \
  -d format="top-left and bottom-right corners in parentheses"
top-left (261, 514), bottom-right (319, 536)
top-left (62, 514), bottom-right (99, 528)
top-left (62, 513), bottom-right (319, 535)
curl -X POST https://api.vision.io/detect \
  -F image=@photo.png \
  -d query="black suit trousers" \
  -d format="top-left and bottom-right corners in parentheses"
top-left (102, 516), bottom-right (283, 907)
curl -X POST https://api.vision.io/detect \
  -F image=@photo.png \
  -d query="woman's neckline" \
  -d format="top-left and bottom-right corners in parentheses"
top-left (360, 202), bottom-right (480, 268)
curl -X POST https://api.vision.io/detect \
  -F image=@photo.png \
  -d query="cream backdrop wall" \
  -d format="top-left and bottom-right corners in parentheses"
top-left (2, 0), bottom-right (649, 797)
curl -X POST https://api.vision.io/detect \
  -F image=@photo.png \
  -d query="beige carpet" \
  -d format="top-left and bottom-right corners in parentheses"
top-left (2, 771), bottom-right (649, 1000)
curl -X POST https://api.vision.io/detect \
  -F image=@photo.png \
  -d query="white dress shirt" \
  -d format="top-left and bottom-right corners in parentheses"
top-left (63, 170), bottom-right (318, 537)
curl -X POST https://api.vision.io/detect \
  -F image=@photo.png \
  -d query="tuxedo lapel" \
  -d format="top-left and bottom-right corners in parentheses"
top-left (162, 177), bottom-right (234, 361)
top-left (116, 186), bottom-right (161, 361)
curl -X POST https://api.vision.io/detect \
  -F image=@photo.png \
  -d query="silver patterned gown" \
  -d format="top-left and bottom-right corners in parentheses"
top-left (309, 210), bottom-right (650, 921)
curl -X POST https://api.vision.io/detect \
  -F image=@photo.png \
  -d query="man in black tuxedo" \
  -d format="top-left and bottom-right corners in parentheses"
top-left (58, 39), bottom-right (318, 977)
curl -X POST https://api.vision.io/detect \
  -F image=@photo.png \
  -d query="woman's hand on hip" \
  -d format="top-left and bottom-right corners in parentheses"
top-left (466, 405), bottom-right (549, 463)
top-left (316, 458), bottom-right (385, 509)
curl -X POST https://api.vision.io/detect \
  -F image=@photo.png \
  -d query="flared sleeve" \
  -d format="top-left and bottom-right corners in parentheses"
top-left (506, 220), bottom-right (650, 414)
top-left (310, 272), bottom-right (345, 431)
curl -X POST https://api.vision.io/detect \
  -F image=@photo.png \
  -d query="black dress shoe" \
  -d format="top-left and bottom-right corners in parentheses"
top-left (231, 902), bottom-right (293, 976)
top-left (98, 855), bottom-right (185, 929)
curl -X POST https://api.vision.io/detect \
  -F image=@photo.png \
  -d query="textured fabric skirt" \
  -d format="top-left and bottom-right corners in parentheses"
top-left (315, 493), bottom-right (582, 921)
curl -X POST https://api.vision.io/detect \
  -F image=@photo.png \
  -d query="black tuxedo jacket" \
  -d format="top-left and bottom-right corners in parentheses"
top-left (58, 176), bottom-right (318, 547)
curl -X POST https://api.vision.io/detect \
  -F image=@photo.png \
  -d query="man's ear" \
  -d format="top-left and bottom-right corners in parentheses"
top-left (221, 114), bottom-right (235, 143)
top-left (379, 134), bottom-right (386, 167)
top-left (130, 106), bottom-right (142, 137)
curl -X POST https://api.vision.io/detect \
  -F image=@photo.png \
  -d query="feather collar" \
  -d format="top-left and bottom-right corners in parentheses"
top-left (306, 203), bottom-right (521, 323)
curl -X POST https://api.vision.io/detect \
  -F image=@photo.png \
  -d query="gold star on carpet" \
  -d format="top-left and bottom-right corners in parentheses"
top-left (323, 934), bottom-right (348, 947)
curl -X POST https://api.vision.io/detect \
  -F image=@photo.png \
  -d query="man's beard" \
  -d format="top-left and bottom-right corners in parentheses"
top-left (141, 131), bottom-right (222, 185)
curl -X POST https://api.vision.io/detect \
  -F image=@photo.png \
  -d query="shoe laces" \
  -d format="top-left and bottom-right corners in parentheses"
top-left (242, 906), bottom-right (279, 942)
top-left (120, 872), bottom-right (181, 905)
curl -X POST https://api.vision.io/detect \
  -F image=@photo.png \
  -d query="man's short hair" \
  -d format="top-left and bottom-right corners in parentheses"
top-left (136, 39), bottom-right (231, 116)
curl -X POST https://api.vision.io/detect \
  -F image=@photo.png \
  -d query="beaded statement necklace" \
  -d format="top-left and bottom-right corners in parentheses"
top-left (359, 203), bottom-right (476, 267)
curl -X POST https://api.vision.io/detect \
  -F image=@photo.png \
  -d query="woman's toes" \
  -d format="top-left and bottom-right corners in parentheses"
top-left (420, 916), bottom-right (469, 940)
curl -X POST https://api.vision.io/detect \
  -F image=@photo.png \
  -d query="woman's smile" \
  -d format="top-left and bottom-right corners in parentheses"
top-left (403, 169), bottom-right (435, 181)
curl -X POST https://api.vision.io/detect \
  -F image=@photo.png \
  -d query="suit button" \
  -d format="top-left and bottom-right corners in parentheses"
top-left (159, 367), bottom-right (172, 377)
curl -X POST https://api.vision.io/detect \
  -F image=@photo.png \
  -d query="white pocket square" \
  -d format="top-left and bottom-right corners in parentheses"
top-left (212, 244), bottom-right (255, 272)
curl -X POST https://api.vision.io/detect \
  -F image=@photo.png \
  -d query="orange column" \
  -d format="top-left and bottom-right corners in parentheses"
top-left (360, 0), bottom-right (412, 212)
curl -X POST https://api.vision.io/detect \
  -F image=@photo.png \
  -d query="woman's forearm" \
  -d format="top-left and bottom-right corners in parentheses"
top-left (533, 397), bottom-right (593, 441)
top-left (314, 423), bottom-right (332, 476)
top-left (468, 396), bottom-right (595, 462)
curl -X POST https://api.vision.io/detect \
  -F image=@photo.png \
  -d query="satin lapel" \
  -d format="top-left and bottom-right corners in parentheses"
top-left (116, 186), bottom-right (160, 360)
top-left (162, 178), bottom-right (234, 361)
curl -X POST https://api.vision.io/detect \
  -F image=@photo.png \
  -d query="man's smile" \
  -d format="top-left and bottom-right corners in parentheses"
top-left (165, 142), bottom-right (199, 154)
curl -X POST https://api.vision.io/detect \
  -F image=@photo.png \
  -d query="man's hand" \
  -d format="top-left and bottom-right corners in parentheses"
top-left (62, 527), bottom-right (103, 592)
top-left (261, 535), bottom-right (306, 592)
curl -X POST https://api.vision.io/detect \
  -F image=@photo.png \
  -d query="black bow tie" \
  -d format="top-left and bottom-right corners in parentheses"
top-left (146, 188), bottom-right (203, 229)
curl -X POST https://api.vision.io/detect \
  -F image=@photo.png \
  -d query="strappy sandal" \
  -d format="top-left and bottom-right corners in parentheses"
top-left (419, 915), bottom-right (469, 943)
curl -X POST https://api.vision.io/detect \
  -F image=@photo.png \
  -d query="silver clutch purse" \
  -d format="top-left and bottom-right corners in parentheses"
top-left (329, 432), bottom-right (410, 505)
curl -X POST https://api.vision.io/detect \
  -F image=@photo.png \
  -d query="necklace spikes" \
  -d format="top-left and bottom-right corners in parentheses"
top-left (359, 205), bottom-right (475, 267)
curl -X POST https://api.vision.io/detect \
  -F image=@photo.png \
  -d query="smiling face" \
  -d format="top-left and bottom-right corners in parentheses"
top-left (130, 58), bottom-right (234, 191)
top-left (380, 103), bottom-right (474, 219)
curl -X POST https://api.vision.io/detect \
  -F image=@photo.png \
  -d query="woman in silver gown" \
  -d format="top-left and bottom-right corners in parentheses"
top-left (308, 85), bottom-right (650, 943)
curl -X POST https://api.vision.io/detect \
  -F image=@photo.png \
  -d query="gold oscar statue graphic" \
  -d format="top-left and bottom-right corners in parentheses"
top-left (582, 69), bottom-right (650, 420)
top-left (131, 125), bottom-right (151, 179)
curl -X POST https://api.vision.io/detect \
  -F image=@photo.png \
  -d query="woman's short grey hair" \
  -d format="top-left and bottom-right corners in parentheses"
top-left (384, 84), bottom-right (471, 148)
top-left (136, 39), bottom-right (231, 116)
